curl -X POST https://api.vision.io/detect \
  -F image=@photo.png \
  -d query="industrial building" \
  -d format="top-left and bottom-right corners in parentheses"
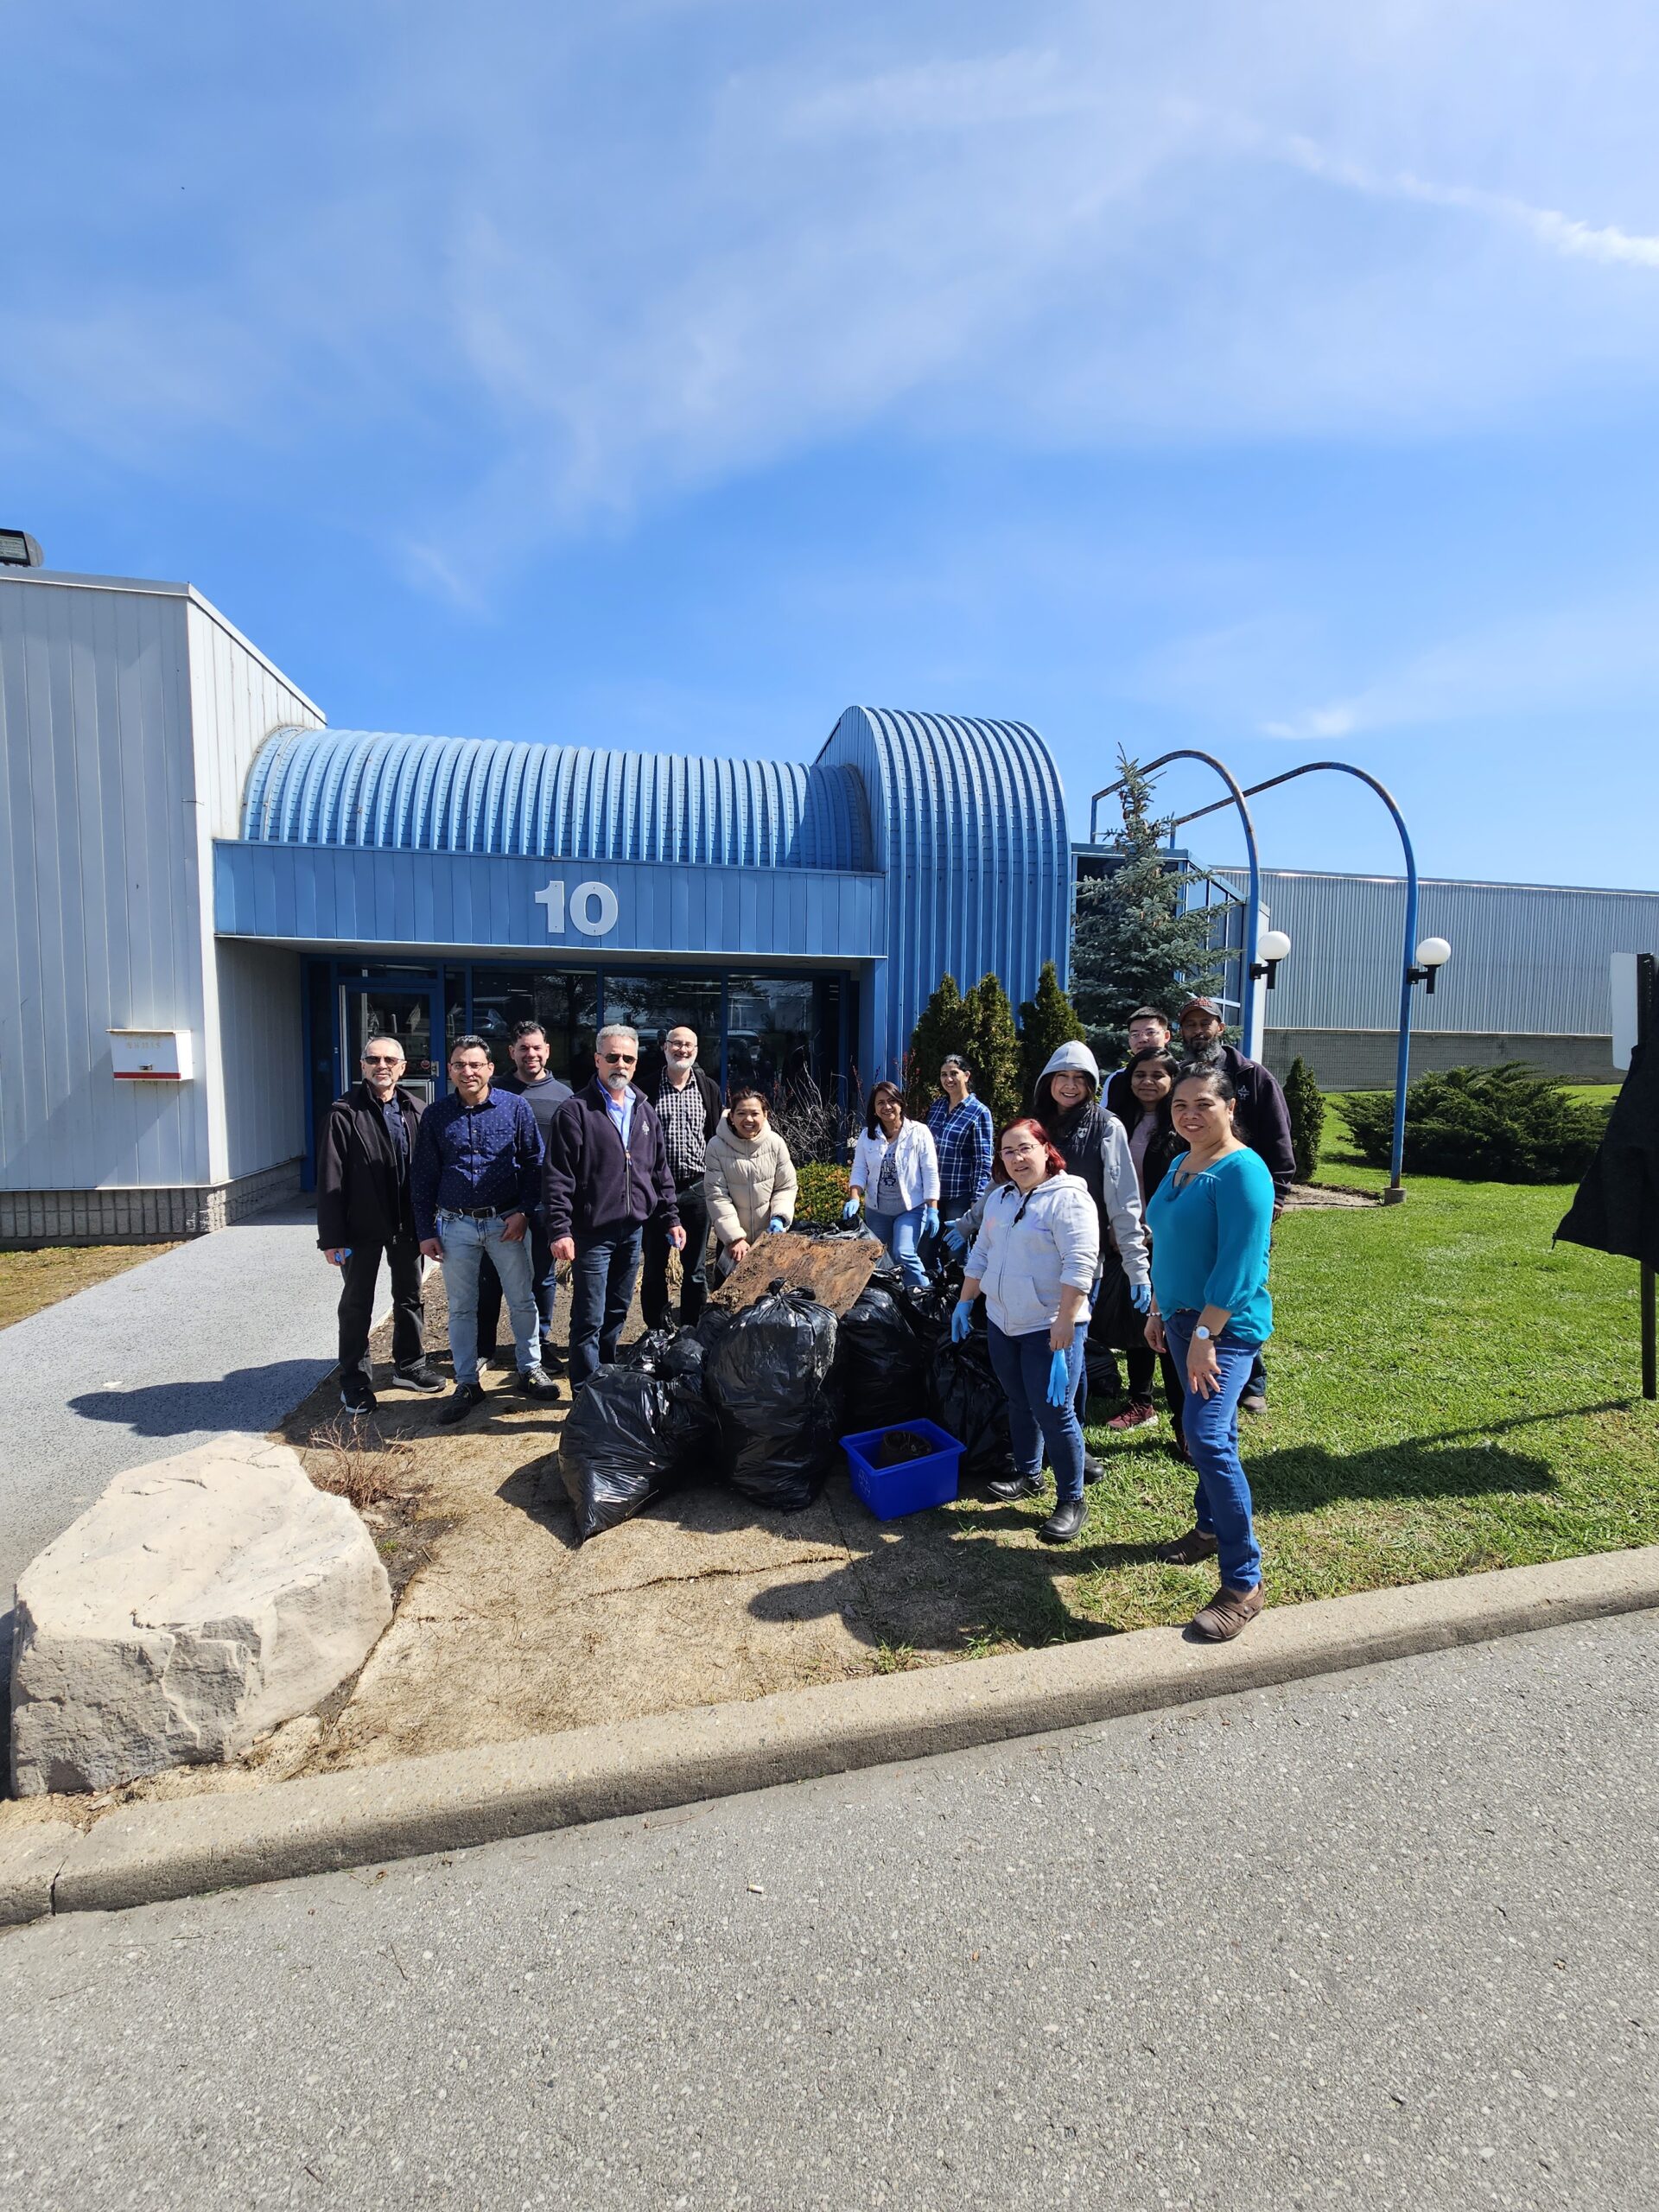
top-left (0, 563), bottom-right (1070, 1242)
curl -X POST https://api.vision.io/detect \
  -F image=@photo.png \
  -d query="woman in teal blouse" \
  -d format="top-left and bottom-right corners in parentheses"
top-left (1144, 1065), bottom-right (1275, 1641)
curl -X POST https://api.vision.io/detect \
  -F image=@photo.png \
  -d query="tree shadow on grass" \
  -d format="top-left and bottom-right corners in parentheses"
top-left (1247, 1435), bottom-right (1555, 1512)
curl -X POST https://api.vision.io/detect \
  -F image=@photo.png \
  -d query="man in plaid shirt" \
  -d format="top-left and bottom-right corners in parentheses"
top-left (926, 1054), bottom-right (994, 1255)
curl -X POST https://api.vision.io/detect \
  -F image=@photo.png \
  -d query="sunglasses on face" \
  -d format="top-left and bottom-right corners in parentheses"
top-left (602, 1052), bottom-right (636, 1063)
top-left (363, 1054), bottom-right (402, 1066)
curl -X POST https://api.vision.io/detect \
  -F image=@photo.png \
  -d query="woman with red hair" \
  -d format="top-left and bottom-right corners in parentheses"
top-left (952, 1118), bottom-right (1101, 1543)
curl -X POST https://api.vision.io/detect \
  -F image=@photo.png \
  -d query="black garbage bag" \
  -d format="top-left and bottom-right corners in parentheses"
top-left (927, 1334), bottom-right (1016, 1485)
top-left (613, 1327), bottom-right (677, 1376)
top-left (706, 1286), bottom-right (842, 1512)
top-left (835, 1281), bottom-right (929, 1428)
top-left (894, 1277), bottom-right (960, 1356)
top-left (557, 1369), bottom-right (721, 1542)
top-left (658, 1328), bottom-right (708, 1386)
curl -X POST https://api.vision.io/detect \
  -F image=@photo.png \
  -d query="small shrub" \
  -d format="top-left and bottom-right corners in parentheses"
top-left (1284, 1055), bottom-right (1325, 1183)
top-left (795, 1160), bottom-right (851, 1223)
top-left (1342, 1062), bottom-right (1605, 1184)
top-left (305, 1419), bottom-right (416, 1513)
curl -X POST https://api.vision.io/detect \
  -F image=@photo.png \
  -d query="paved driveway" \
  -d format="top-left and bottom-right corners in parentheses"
top-left (0, 1204), bottom-right (359, 1672)
top-left (3, 1610), bottom-right (1655, 2209)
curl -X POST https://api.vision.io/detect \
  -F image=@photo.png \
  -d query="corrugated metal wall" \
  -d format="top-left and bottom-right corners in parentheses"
top-left (817, 708), bottom-right (1072, 1077)
top-left (244, 727), bottom-right (872, 871)
top-left (1212, 868), bottom-right (1659, 1035)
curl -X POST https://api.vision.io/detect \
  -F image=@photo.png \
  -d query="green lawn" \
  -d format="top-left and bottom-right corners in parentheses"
top-left (950, 1097), bottom-right (1658, 1638)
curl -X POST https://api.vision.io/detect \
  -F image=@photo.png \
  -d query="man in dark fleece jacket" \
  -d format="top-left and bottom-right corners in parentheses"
top-left (1179, 996), bottom-right (1297, 1412)
top-left (544, 1023), bottom-right (684, 1388)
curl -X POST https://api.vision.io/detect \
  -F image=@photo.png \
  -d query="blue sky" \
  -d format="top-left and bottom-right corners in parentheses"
top-left (6, 1), bottom-right (1659, 887)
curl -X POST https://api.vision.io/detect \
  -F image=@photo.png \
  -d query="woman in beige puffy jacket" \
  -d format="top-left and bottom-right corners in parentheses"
top-left (705, 1089), bottom-right (798, 1271)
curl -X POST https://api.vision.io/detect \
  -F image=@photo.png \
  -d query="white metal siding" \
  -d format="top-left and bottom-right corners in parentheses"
top-left (0, 579), bottom-right (210, 1189)
top-left (185, 599), bottom-right (322, 1178)
top-left (1215, 868), bottom-right (1659, 1035)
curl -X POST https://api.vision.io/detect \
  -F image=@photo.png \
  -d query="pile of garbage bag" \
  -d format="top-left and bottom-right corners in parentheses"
top-left (557, 1363), bottom-right (720, 1542)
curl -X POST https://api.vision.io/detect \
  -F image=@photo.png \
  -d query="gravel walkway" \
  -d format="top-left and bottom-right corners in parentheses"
top-left (0, 1202), bottom-right (365, 1675)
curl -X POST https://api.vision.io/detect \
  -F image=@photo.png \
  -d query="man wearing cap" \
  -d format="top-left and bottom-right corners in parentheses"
top-left (1177, 995), bottom-right (1296, 1413)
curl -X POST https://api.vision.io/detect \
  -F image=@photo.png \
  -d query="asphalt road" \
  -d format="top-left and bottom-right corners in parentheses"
top-left (3, 1609), bottom-right (1655, 2209)
top-left (0, 1204), bottom-right (372, 1671)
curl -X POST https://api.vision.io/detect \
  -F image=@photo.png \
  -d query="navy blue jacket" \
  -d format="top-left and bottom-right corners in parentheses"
top-left (410, 1089), bottom-right (543, 1242)
top-left (543, 1080), bottom-right (680, 1239)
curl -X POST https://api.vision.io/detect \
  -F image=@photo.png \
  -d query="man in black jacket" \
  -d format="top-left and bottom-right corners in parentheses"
top-left (639, 1022), bottom-right (721, 1330)
top-left (1179, 995), bottom-right (1297, 1411)
top-left (317, 1035), bottom-right (442, 1414)
top-left (544, 1024), bottom-right (684, 1387)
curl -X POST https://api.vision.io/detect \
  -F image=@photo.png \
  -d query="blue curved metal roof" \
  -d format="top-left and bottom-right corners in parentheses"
top-left (242, 728), bottom-right (874, 873)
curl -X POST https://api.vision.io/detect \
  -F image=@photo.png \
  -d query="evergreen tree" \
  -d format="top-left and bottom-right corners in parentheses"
top-left (905, 974), bottom-right (975, 1116)
top-left (1284, 1056), bottom-right (1325, 1183)
top-left (963, 971), bottom-right (1023, 1132)
top-left (1017, 961), bottom-right (1088, 1106)
top-left (1070, 750), bottom-right (1222, 1067)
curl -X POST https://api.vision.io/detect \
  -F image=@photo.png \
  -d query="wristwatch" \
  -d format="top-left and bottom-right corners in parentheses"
top-left (1194, 1325), bottom-right (1213, 1341)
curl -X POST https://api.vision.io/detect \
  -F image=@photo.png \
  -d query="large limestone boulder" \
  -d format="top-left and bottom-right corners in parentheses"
top-left (10, 1433), bottom-right (391, 1796)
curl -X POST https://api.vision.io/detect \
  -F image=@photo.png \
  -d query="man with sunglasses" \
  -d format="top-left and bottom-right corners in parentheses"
top-left (544, 1024), bottom-right (686, 1388)
top-left (317, 1032), bottom-right (442, 1414)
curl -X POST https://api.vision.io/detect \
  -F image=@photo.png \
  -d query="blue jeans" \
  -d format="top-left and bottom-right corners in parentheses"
top-left (475, 1205), bottom-right (557, 1359)
top-left (867, 1205), bottom-right (929, 1292)
top-left (569, 1225), bottom-right (645, 1388)
top-left (1162, 1313), bottom-right (1262, 1591)
top-left (987, 1320), bottom-right (1088, 1507)
top-left (439, 1212), bottom-right (543, 1388)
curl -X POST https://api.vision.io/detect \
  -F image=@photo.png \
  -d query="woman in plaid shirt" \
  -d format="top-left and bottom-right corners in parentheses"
top-left (927, 1055), bottom-right (995, 1248)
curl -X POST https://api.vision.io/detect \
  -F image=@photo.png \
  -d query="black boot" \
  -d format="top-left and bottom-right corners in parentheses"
top-left (987, 1471), bottom-right (1044, 1503)
top-left (1081, 1451), bottom-right (1105, 1486)
top-left (1039, 1497), bottom-right (1086, 1544)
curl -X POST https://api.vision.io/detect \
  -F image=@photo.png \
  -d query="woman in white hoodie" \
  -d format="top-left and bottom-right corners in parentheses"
top-left (952, 1118), bottom-right (1101, 1544)
top-left (704, 1088), bottom-right (798, 1273)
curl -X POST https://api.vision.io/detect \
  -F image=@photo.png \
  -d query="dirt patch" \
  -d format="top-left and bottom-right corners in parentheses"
top-left (0, 1243), bottom-right (181, 1331)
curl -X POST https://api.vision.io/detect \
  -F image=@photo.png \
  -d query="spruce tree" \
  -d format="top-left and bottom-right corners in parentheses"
top-left (905, 974), bottom-right (975, 1116)
top-left (963, 972), bottom-right (1023, 1132)
top-left (1017, 961), bottom-right (1088, 1107)
top-left (1070, 750), bottom-right (1222, 1067)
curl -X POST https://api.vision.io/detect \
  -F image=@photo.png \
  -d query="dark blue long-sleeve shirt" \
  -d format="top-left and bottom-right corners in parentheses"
top-left (410, 1089), bottom-right (543, 1242)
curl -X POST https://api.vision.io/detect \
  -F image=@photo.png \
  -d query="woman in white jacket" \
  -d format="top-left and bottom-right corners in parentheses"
top-left (844, 1079), bottom-right (940, 1291)
top-left (953, 1118), bottom-right (1101, 1544)
top-left (705, 1089), bottom-right (798, 1274)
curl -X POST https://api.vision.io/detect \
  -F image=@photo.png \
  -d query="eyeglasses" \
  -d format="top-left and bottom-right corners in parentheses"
top-left (601, 1052), bottom-right (636, 1063)
top-left (362, 1054), bottom-right (403, 1066)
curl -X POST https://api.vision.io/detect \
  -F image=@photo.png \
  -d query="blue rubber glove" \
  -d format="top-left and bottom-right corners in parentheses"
top-left (1130, 1280), bottom-right (1151, 1314)
top-left (950, 1300), bottom-right (975, 1344)
top-left (923, 1205), bottom-right (940, 1238)
top-left (943, 1220), bottom-right (969, 1260)
top-left (841, 1198), bottom-right (861, 1223)
top-left (766, 1217), bottom-right (786, 1234)
top-left (1046, 1346), bottom-right (1072, 1407)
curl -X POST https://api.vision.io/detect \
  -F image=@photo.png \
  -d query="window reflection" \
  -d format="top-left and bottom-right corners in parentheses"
top-left (602, 975), bottom-right (723, 1088)
top-left (724, 974), bottom-right (817, 1095)
top-left (469, 969), bottom-right (600, 1087)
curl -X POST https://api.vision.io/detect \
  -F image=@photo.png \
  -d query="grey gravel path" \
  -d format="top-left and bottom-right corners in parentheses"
top-left (0, 1204), bottom-right (368, 1661)
top-left (3, 1609), bottom-right (1655, 2212)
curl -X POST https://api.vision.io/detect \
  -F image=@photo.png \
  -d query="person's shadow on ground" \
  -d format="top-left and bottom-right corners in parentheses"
top-left (67, 1363), bottom-right (334, 1437)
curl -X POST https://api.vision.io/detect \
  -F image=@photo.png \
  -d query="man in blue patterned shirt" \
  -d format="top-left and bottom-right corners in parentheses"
top-left (926, 1054), bottom-right (995, 1256)
top-left (413, 1034), bottom-right (557, 1423)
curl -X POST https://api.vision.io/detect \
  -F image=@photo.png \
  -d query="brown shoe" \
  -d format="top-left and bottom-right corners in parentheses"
top-left (1155, 1526), bottom-right (1218, 1566)
top-left (1189, 1583), bottom-right (1265, 1641)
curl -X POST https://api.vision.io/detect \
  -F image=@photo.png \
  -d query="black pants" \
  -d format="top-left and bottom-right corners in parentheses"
top-left (338, 1237), bottom-right (424, 1380)
top-left (476, 1206), bottom-right (556, 1359)
top-left (641, 1177), bottom-right (711, 1330)
top-left (1125, 1344), bottom-right (1187, 1437)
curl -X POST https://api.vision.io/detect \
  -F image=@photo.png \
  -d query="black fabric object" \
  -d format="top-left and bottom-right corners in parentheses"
top-left (1556, 1039), bottom-right (1659, 1268)
top-left (706, 1287), bottom-right (842, 1512)
top-left (557, 1369), bottom-right (720, 1542)
top-left (835, 1282), bottom-right (930, 1428)
top-left (874, 1428), bottom-right (934, 1467)
top-left (927, 1334), bottom-right (1016, 1485)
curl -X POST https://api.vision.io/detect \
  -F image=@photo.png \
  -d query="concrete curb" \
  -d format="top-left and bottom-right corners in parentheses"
top-left (7, 1546), bottom-right (1659, 1925)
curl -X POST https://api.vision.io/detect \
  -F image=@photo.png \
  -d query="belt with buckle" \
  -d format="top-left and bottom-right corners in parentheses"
top-left (447, 1205), bottom-right (504, 1221)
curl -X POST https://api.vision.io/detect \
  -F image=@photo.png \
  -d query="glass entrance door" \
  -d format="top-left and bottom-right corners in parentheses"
top-left (341, 982), bottom-right (442, 1103)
